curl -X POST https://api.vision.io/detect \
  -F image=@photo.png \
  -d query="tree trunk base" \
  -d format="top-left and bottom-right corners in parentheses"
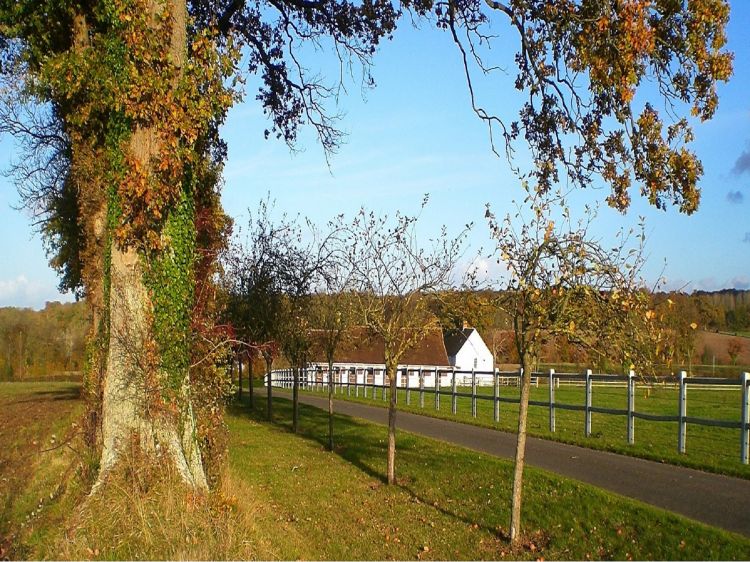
top-left (96, 245), bottom-right (207, 493)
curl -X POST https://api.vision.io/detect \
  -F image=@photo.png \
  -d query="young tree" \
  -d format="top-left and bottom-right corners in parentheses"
top-left (277, 218), bottom-right (345, 433)
top-left (308, 264), bottom-right (354, 451)
top-left (487, 188), bottom-right (658, 546)
top-left (279, 298), bottom-right (311, 433)
top-left (727, 338), bottom-right (742, 366)
top-left (222, 199), bottom-right (303, 422)
top-left (652, 293), bottom-right (699, 372)
top-left (341, 201), bottom-right (468, 484)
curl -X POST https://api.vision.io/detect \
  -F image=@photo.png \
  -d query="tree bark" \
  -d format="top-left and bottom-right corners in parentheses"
top-left (98, 243), bottom-right (207, 490)
top-left (96, 0), bottom-right (207, 492)
top-left (386, 361), bottom-right (397, 485)
top-left (509, 352), bottom-right (532, 545)
top-left (292, 365), bottom-right (299, 433)
top-left (71, 9), bottom-right (108, 451)
top-left (327, 359), bottom-right (334, 451)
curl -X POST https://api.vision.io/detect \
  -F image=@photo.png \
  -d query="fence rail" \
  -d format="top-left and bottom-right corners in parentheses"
top-left (267, 366), bottom-right (750, 465)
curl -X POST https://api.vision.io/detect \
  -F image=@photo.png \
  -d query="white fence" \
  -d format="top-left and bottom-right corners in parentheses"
top-left (268, 366), bottom-right (750, 465)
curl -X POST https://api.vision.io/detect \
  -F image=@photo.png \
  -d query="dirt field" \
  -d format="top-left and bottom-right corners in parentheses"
top-left (0, 382), bottom-right (82, 557)
top-left (696, 331), bottom-right (750, 366)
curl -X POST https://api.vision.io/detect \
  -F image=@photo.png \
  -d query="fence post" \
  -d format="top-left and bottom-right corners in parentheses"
top-left (451, 368), bottom-right (457, 414)
top-left (382, 368), bottom-right (387, 402)
top-left (627, 369), bottom-right (635, 445)
top-left (493, 368), bottom-right (500, 423)
top-left (419, 368), bottom-right (425, 408)
top-left (584, 369), bottom-right (592, 437)
top-left (678, 370), bottom-right (687, 454)
top-left (435, 368), bottom-right (440, 410)
top-left (549, 368), bottom-right (556, 433)
top-left (741, 372), bottom-right (749, 464)
top-left (471, 368), bottom-right (477, 418)
top-left (406, 368), bottom-right (411, 405)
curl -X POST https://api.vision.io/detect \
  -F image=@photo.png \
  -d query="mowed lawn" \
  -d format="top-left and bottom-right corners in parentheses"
top-left (298, 379), bottom-right (750, 478)
top-left (2, 381), bottom-right (750, 560)
top-left (228, 394), bottom-right (750, 560)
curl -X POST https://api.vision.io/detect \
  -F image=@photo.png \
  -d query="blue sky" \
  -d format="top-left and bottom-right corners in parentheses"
top-left (1, 2), bottom-right (749, 308)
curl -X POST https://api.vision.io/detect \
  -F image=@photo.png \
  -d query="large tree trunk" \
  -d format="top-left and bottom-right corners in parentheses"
top-left (71, 9), bottom-right (108, 451)
top-left (327, 359), bottom-right (334, 451)
top-left (386, 361), bottom-right (397, 485)
top-left (509, 352), bottom-right (532, 545)
top-left (98, 243), bottom-right (207, 490)
top-left (96, 0), bottom-right (207, 492)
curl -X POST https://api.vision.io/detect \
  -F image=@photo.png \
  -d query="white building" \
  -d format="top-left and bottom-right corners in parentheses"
top-left (304, 327), bottom-right (451, 388)
top-left (443, 327), bottom-right (494, 372)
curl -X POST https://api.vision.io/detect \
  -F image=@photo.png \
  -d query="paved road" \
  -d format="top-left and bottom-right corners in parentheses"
top-left (278, 390), bottom-right (750, 537)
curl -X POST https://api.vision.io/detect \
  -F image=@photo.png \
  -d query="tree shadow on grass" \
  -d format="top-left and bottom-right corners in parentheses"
top-left (12, 386), bottom-right (82, 404)
top-left (228, 392), bottom-right (511, 539)
top-left (229, 394), bottom-right (389, 483)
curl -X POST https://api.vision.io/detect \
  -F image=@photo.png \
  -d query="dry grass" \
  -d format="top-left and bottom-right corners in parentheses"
top-left (46, 447), bottom-right (273, 560)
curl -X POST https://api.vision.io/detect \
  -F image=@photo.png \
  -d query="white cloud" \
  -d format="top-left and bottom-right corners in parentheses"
top-left (0, 275), bottom-right (72, 309)
top-left (729, 275), bottom-right (750, 290)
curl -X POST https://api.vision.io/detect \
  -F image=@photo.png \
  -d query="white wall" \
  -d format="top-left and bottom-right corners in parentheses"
top-left (304, 364), bottom-right (448, 387)
top-left (453, 330), bottom-right (494, 371)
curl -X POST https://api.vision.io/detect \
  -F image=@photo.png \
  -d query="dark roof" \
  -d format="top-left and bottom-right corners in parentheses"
top-left (443, 328), bottom-right (475, 356)
top-left (309, 327), bottom-right (450, 366)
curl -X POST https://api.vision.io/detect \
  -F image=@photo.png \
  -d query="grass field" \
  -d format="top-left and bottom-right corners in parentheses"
top-left (297, 378), bottom-right (750, 478)
top-left (2, 381), bottom-right (750, 560)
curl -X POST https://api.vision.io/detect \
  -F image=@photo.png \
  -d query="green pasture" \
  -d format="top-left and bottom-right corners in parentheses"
top-left (297, 377), bottom-right (750, 478)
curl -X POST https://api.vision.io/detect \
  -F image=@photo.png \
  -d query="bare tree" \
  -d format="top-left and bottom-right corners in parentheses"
top-left (487, 187), bottom-right (658, 546)
top-left (307, 254), bottom-right (354, 451)
top-left (340, 199), bottom-right (469, 484)
top-left (221, 198), bottom-right (302, 420)
top-left (277, 218), bottom-right (347, 433)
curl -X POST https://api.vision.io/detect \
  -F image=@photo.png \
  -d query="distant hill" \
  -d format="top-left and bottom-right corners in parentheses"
top-left (0, 301), bottom-right (89, 380)
top-left (696, 331), bottom-right (750, 366)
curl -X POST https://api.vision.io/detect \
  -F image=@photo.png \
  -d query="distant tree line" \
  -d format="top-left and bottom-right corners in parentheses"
top-left (690, 289), bottom-right (750, 332)
top-left (431, 288), bottom-right (750, 370)
top-left (1, 288), bottom-right (746, 382)
top-left (0, 301), bottom-right (89, 380)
